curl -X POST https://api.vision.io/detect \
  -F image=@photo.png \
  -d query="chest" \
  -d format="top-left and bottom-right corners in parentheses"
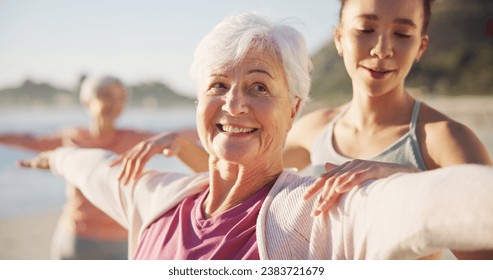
top-left (332, 123), bottom-right (411, 159)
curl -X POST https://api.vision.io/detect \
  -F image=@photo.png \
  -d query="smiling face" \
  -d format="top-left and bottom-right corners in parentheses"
top-left (334, 0), bottom-right (428, 96)
top-left (195, 48), bottom-right (299, 167)
top-left (86, 82), bottom-right (126, 123)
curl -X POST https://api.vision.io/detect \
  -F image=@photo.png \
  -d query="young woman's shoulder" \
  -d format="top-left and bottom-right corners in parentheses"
top-left (284, 104), bottom-right (347, 165)
top-left (418, 103), bottom-right (492, 168)
top-left (295, 103), bottom-right (347, 131)
top-left (287, 106), bottom-right (343, 150)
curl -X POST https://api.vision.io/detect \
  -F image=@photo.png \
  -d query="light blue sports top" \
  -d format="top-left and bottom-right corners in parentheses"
top-left (310, 101), bottom-right (428, 175)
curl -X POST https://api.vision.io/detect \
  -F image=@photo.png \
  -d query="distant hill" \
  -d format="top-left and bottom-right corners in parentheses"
top-left (0, 79), bottom-right (194, 108)
top-left (310, 0), bottom-right (493, 105)
top-left (127, 82), bottom-right (195, 107)
top-left (0, 80), bottom-right (73, 107)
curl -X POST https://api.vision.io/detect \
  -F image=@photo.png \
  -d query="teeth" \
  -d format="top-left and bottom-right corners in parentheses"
top-left (221, 125), bottom-right (256, 133)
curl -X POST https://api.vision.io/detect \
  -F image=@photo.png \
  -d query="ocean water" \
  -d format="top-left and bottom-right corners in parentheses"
top-left (0, 106), bottom-right (197, 218)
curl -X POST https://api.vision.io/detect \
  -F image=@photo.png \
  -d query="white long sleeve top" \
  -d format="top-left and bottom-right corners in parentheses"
top-left (49, 147), bottom-right (493, 259)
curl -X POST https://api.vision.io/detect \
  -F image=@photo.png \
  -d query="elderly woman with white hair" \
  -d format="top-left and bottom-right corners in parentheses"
top-left (0, 76), bottom-right (158, 259)
top-left (19, 12), bottom-right (493, 259)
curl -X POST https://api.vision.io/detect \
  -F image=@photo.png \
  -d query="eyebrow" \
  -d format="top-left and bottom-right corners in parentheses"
top-left (357, 14), bottom-right (417, 28)
top-left (209, 72), bottom-right (228, 78)
top-left (209, 68), bottom-right (274, 79)
top-left (247, 68), bottom-right (273, 79)
top-left (394, 18), bottom-right (417, 28)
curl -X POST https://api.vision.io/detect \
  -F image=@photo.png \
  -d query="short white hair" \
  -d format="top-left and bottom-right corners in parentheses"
top-left (79, 75), bottom-right (126, 103)
top-left (190, 11), bottom-right (312, 107)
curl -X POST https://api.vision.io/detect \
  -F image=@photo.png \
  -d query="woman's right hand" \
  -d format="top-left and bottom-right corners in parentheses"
top-left (304, 159), bottom-right (420, 216)
top-left (110, 132), bottom-right (183, 186)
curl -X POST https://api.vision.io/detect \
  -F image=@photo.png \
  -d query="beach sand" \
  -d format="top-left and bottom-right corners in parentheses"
top-left (0, 209), bottom-right (60, 260)
top-left (0, 96), bottom-right (491, 260)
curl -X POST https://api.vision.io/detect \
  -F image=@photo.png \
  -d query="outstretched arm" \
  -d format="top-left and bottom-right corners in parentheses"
top-left (18, 146), bottom-right (206, 256)
top-left (0, 132), bottom-right (63, 152)
top-left (339, 164), bottom-right (493, 259)
top-left (18, 148), bottom-right (129, 227)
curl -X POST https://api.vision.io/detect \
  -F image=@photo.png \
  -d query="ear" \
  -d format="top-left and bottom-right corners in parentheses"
top-left (333, 27), bottom-right (343, 56)
top-left (288, 97), bottom-right (302, 129)
top-left (416, 34), bottom-right (429, 61)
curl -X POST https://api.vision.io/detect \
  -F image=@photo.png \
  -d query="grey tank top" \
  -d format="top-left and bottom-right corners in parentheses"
top-left (310, 101), bottom-right (427, 175)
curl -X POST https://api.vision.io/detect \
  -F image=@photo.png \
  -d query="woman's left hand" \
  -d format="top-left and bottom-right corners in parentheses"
top-left (17, 151), bottom-right (52, 170)
top-left (304, 159), bottom-right (419, 216)
top-left (110, 132), bottom-right (183, 186)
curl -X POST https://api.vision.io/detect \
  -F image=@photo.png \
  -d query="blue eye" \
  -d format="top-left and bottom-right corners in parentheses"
top-left (249, 83), bottom-right (269, 96)
top-left (212, 82), bottom-right (227, 89)
top-left (252, 84), bottom-right (267, 92)
top-left (206, 82), bottom-right (228, 96)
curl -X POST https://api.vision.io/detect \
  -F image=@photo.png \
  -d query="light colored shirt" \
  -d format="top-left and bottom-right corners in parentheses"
top-left (311, 101), bottom-right (427, 174)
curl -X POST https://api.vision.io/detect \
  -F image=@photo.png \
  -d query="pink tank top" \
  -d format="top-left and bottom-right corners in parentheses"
top-left (133, 184), bottom-right (272, 260)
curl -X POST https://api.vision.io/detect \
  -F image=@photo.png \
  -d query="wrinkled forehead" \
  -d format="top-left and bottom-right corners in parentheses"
top-left (206, 46), bottom-right (284, 77)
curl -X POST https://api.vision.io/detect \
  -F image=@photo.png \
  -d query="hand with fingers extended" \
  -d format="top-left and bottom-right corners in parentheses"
top-left (17, 151), bottom-right (52, 170)
top-left (304, 159), bottom-right (420, 216)
top-left (110, 132), bottom-right (183, 186)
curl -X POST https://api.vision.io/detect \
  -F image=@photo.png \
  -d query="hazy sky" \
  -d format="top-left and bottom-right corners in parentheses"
top-left (0, 0), bottom-right (339, 97)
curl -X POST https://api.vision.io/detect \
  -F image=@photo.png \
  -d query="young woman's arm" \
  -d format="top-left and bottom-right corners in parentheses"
top-left (111, 128), bottom-right (209, 185)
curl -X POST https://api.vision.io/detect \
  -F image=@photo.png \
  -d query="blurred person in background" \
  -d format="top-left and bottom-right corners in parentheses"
top-left (0, 75), bottom-right (160, 259)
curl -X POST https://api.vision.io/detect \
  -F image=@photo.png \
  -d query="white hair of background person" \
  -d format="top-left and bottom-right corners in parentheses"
top-left (190, 11), bottom-right (313, 109)
top-left (79, 76), bottom-right (126, 104)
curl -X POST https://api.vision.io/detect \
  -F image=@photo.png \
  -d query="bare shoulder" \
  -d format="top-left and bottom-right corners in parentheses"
top-left (283, 104), bottom-right (347, 170)
top-left (287, 104), bottom-right (347, 150)
top-left (301, 105), bottom-right (345, 125)
top-left (418, 103), bottom-right (492, 167)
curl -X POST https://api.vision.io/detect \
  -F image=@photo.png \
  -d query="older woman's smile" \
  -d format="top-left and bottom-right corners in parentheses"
top-left (217, 124), bottom-right (258, 134)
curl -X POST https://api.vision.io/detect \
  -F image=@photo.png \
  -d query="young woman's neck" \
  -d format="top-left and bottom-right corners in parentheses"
top-left (346, 86), bottom-right (415, 127)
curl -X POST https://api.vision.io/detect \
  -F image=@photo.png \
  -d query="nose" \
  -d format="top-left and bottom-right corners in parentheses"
top-left (370, 35), bottom-right (393, 59)
top-left (221, 86), bottom-right (249, 115)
